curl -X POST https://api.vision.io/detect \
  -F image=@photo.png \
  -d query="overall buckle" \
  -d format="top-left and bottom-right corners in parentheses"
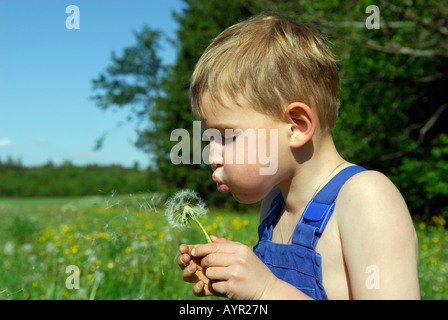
top-left (299, 200), bottom-right (336, 235)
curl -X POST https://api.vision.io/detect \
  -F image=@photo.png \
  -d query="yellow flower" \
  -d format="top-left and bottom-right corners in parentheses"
top-left (430, 257), bottom-right (437, 266)
top-left (61, 225), bottom-right (70, 234)
top-left (125, 246), bottom-right (132, 254)
top-left (32, 281), bottom-right (38, 288)
top-left (432, 216), bottom-right (446, 226)
top-left (107, 262), bottom-right (114, 269)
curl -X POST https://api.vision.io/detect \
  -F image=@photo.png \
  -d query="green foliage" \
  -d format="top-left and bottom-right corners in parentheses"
top-left (0, 159), bottom-right (160, 197)
top-left (390, 134), bottom-right (448, 213)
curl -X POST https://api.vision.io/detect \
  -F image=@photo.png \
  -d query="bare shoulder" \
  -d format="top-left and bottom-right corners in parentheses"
top-left (336, 170), bottom-right (409, 216)
top-left (335, 169), bottom-right (412, 227)
top-left (259, 186), bottom-right (282, 223)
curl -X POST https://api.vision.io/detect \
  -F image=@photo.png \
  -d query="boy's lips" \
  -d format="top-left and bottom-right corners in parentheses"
top-left (212, 174), bottom-right (230, 193)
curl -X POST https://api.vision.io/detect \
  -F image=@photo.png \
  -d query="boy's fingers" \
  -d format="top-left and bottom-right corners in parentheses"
top-left (210, 235), bottom-right (229, 243)
top-left (193, 280), bottom-right (205, 297)
top-left (201, 253), bottom-right (235, 268)
top-left (177, 252), bottom-right (190, 268)
top-left (179, 243), bottom-right (204, 255)
top-left (182, 262), bottom-right (199, 282)
top-left (191, 241), bottom-right (236, 258)
top-left (178, 244), bottom-right (190, 254)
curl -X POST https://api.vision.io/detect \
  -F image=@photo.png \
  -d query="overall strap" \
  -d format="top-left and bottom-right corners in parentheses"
top-left (298, 165), bottom-right (366, 236)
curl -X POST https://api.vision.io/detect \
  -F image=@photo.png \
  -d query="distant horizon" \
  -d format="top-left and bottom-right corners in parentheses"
top-left (0, 154), bottom-right (152, 170)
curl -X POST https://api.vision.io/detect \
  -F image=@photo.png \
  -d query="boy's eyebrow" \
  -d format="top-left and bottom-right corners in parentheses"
top-left (202, 121), bottom-right (238, 131)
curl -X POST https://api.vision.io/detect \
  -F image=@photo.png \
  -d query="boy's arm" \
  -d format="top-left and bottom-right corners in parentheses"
top-left (336, 170), bottom-right (420, 299)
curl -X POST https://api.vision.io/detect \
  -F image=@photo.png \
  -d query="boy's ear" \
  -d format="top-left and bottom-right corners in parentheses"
top-left (285, 102), bottom-right (316, 148)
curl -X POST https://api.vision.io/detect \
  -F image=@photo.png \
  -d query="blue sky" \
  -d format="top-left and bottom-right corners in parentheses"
top-left (0, 0), bottom-right (185, 168)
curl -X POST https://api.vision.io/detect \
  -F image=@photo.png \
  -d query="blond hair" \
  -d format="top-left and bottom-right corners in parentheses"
top-left (190, 14), bottom-right (340, 134)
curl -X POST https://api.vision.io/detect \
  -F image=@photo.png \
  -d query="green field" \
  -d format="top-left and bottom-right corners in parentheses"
top-left (0, 195), bottom-right (446, 300)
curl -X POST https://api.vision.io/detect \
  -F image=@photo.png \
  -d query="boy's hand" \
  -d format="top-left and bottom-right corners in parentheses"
top-left (190, 236), bottom-right (277, 300)
top-left (177, 236), bottom-right (225, 297)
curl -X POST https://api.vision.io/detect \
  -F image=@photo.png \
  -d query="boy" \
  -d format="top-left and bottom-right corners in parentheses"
top-left (177, 15), bottom-right (420, 299)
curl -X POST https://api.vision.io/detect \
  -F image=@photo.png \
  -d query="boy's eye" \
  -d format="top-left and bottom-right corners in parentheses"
top-left (224, 135), bottom-right (237, 143)
top-left (210, 134), bottom-right (236, 144)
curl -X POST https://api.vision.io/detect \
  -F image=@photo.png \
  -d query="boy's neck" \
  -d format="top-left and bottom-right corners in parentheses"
top-left (278, 134), bottom-right (347, 216)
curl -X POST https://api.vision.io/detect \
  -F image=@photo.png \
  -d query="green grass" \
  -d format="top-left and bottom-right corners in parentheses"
top-left (0, 194), bottom-right (259, 300)
top-left (0, 195), bottom-right (446, 300)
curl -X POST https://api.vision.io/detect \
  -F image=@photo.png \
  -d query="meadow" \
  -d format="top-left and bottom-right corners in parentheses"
top-left (0, 194), bottom-right (446, 300)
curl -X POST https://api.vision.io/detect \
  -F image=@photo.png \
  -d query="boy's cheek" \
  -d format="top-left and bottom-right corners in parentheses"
top-left (224, 166), bottom-right (276, 197)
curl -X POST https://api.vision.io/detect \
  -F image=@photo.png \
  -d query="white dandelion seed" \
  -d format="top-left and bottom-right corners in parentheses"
top-left (164, 189), bottom-right (211, 243)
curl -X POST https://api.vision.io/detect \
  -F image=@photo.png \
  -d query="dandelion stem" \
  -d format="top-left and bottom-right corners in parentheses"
top-left (184, 205), bottom-right (212, 243)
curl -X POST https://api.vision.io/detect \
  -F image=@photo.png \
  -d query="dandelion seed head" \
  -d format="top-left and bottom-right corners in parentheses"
top-left (164, 189), bottom-right (208, 229)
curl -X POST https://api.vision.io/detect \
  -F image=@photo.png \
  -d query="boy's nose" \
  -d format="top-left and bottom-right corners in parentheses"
top-left (209, 140), bottom-right (224, 168)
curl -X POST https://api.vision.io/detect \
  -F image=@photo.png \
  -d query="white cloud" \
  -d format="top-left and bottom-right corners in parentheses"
top-left (0, 138), bottom-right (12, 148)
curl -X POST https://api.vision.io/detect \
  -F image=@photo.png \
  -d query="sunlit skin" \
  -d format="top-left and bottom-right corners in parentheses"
top-left (177, 93), bottom-right (420, 300)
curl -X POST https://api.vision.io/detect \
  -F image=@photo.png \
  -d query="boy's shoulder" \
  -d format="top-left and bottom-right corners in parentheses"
top-left (259, 169), bottom-right (410, 226)
top-left (336, 169), bottom-right (403, 206)
top-left (334, 169), bottom-right (411, 230)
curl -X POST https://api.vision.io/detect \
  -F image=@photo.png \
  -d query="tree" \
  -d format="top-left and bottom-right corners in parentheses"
top-left (92, 0), bottom-right (448, 215)
top-left (92, 0), bottom-right (256, 209)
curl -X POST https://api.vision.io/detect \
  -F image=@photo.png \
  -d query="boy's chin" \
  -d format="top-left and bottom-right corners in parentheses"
top-left (231, 190), bottom-right (265, 204)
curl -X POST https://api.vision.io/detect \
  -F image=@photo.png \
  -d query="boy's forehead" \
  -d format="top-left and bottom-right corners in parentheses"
top-left (200, 108), bottom-right (236, 130)
top-left (199, 92), bottom-right (237, 127)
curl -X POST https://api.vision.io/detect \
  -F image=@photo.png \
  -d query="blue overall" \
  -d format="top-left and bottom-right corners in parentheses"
top-left (253, 166), bottom-right (366, 300)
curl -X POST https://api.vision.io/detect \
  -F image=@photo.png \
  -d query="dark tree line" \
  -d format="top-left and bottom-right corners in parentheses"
top-left (0, 159), bottom-right (162, 197)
